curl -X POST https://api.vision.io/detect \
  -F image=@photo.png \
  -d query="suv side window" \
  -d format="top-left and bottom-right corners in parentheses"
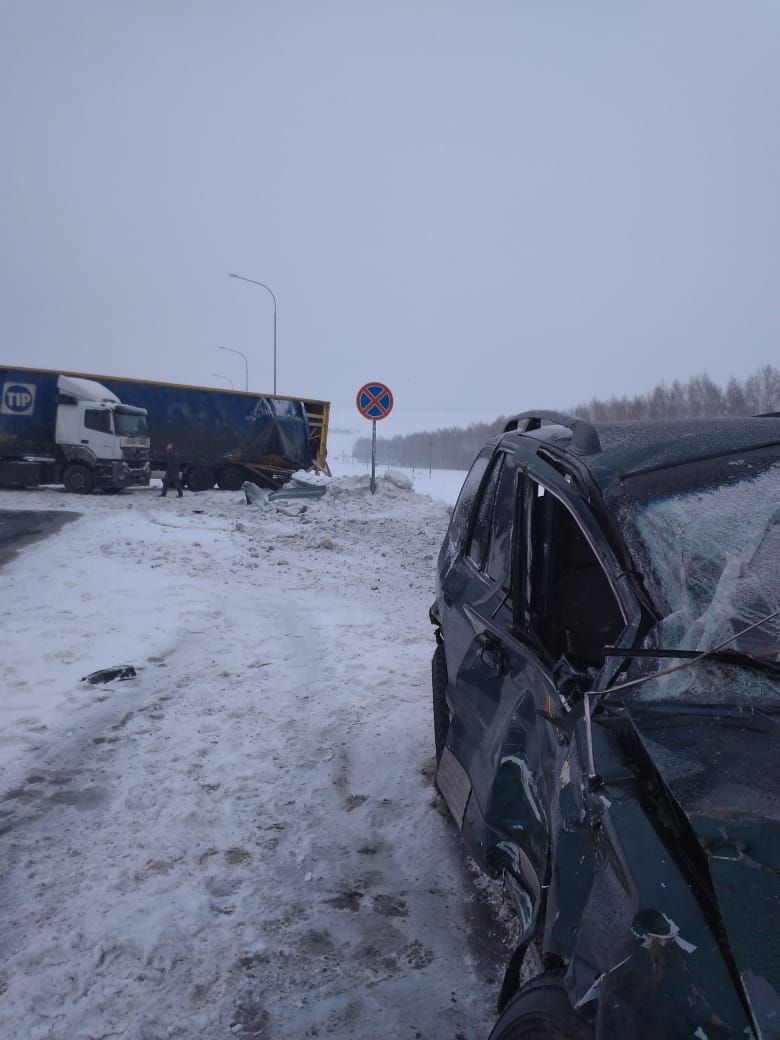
top-left (84, 409), bottom-right (112, 433)
top-left (485, 454), bottom-right (518, 587)
top-left (468, 453), bottom-right (504, 569)
top-left (528, 480), bottom-right (624, 666)
top-left (449, 449), bottom-right (491, 549)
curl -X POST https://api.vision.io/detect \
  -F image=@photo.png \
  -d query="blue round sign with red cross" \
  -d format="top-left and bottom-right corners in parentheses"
top-left (356, 382), bottom-right (393, 421)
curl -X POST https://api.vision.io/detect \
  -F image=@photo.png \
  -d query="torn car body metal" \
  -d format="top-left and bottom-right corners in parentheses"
top-left (431, 413), bottom-right (780, 1039)
top-left (81, 665), bottom-right (137, 684)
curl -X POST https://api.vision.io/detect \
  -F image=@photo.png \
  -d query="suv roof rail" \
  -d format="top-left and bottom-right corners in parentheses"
top-left (504, 411), bottom-right (602, 454)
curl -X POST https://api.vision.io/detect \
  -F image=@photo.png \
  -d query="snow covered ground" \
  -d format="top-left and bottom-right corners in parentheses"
top-left (0, 469), bottom-right (523, 1040)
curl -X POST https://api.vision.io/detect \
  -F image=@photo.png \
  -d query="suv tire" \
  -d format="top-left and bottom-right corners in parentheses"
top-left (488, 974), bottom-right (592, 1040)
top-left (431, 642), bottom-right (449, 764)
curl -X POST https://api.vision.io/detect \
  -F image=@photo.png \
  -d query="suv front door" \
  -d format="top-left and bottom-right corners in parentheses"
top-left (437, 447), bottom-right (558, 935)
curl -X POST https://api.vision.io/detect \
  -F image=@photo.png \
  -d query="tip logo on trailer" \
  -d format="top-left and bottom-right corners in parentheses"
top-left (1, 382), bottom-right (36, 415)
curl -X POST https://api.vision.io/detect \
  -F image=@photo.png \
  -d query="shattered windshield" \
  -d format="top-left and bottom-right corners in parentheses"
top-left (622, 458), bottom-right (780, 704)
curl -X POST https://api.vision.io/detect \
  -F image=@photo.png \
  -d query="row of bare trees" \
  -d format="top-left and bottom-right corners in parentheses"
top-left (352, 418), bottom-right (509, 471)
top-left (574, 365), bottom-right (780, 422)
top-left (352, 365), bottom-right (780, 471)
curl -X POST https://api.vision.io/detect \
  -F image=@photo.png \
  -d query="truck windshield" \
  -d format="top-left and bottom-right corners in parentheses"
top-left (621, 455), bottom-right (780, 705)
top-left (114, 411), bottom-right (149, 437)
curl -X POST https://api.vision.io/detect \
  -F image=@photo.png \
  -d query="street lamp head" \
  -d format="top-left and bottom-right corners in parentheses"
top-left (226, 271), bottom-right (278, 393)
top-left (216, 345), bottom-right (249, 391)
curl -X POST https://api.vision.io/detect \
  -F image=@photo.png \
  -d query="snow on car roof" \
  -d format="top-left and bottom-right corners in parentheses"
top-left (589, 416), bottom-right (780, 483)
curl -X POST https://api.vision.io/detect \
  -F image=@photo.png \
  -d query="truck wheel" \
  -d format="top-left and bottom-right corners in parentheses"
top-left (217, 466), bottom-right (245, 491)
top-left (185, 467), bottom-right (214, 492)
top-left (63, 463), bottom-right (94, 494)
top-left (432, 642), bottom-right (450, 764)
top-left (488, 974), bottom-right (592, 1040)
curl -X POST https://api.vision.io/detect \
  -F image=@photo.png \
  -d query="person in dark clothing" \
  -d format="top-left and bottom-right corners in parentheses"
top-left (160, 443), bottom-right (183, 497)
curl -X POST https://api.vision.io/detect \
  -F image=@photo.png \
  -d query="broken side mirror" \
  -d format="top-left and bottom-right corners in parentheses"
top-left (476, 631), bottom-right (506, 677)
top-left (552, 654), bottom-right (593, 700)
top-left (535, 656), bottom-right (596, 743)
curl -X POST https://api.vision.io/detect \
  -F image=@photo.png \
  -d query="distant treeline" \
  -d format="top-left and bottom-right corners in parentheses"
top-left (353, 418), bottom-right (509, 471)
top-left (352, 364), bottom-right (780, 470)
top-left (574, 364), bottom-right (780, 422)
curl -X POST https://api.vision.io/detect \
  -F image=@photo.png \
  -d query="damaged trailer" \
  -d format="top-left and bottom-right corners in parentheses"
top-left (4, 366), bottom-right (330, 492)
top-left (431, 412), bottom-right (780, 1039)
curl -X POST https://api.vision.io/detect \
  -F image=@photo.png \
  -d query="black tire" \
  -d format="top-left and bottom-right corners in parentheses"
top-left (216, 465), bottom-right (245, 491)
top-left (432, 642), bottom-right (450, 764)
top-left (488, 974), bottom-right (591, 1040)
top-left (185, 466), bottom-right (214, 492)
top-left (62, 463), bottom-right (94, 494)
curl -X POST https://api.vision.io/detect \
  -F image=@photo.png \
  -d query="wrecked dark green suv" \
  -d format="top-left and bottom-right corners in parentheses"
top-left (430, 411), bottom-right (780, 1040)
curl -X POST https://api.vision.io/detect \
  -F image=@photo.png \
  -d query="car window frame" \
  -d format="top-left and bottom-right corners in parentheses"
top-left (465, 449), bottom-right (515, 576)
top-left (513, 468), bottom-right (630, 651)
top-left (448, 446), bottom-right (494, 555)
top-left (485, 450), bottom-right (520, 589)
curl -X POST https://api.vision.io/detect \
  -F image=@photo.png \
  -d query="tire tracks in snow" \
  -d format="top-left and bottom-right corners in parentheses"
top-left (0, 481), bottom-right (519, 1039)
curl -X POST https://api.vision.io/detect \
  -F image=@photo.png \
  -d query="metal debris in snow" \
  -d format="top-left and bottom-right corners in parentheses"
top-left (243, 482), bottom-right (271, 507)
top-left (269, 485), bottom-right (327, 501)
top-left (81, 665), bottom-right (137, 684)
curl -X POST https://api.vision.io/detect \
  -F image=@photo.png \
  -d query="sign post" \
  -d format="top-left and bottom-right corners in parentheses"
top-left (356, 382), bottom-right (394, 494)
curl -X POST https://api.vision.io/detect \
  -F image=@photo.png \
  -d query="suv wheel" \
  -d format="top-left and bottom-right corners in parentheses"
top-left (431, 642), bottom-right (449, 764)
top-left (488, 975), bottom-right (592, 1040)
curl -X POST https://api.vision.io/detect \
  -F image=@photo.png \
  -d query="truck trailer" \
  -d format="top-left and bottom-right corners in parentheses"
top-left (3, 367), bottom-right (330, 492)
top-left (0, 368), bottom-right (151, 493)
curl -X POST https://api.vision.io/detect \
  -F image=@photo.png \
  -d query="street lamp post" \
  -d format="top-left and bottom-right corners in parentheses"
top-left (211, 372), bottom-right (234, 389)
top-left (217, 345), bottom-right (248, 391)
top-left (228, 272), bottom-right (277, 394)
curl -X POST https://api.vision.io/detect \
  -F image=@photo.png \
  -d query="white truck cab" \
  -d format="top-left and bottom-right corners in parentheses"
top-left (55, 375), bottom-right (151, 492)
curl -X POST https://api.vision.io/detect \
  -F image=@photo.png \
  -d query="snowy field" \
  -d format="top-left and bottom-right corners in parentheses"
top-left (0, 467), bottom-right (526, 1040)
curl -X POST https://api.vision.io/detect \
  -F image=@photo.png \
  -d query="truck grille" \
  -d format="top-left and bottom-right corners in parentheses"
top-left (122, 445), bottom-right (150, 461)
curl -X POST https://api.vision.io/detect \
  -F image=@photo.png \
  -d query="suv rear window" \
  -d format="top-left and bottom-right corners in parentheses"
top-left (468, 453), bottom-right (504, 569)
top-left (448, 450), bottom-right (491, 548)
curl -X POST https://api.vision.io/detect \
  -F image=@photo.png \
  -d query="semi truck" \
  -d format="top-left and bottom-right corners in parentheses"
top-left (0, 368), bottom-right (151, 493)
top-left (2, 366), bottom-right (330, 492)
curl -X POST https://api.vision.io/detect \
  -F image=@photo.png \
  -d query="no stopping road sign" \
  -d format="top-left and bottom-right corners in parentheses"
top-left (356, 382), bottom-right (393, 421)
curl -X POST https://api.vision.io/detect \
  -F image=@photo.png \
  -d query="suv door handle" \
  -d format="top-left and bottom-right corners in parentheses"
top-left (477, 631), bottom-right (506, 675)
top-left (81, 439), bottom-right (89, 444)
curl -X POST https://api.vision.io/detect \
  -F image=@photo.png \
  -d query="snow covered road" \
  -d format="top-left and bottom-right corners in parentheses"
top-left (0, 478), bottom-right (516, 1039)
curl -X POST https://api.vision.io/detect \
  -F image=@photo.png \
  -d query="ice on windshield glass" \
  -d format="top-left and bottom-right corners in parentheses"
top-left (629, 462), bottom-right (780, 703)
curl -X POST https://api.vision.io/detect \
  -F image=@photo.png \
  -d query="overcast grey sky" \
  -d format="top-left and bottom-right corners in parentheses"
top-left (2, 1), bottom-right (779, 435)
